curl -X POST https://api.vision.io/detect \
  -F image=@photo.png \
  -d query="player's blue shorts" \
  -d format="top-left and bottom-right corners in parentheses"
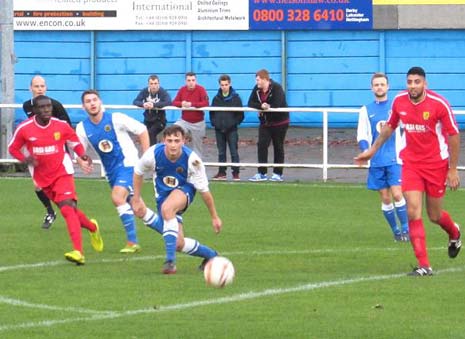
top-left (107, 166), bottom-right (134, 194)
top-left (155, 184), bottom-right (196, 227)
top-left (367, 164), bottom-right (401, 190)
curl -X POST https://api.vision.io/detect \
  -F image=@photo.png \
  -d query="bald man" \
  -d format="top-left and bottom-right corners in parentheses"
top-left (22, 75), bottom-right (72, 229)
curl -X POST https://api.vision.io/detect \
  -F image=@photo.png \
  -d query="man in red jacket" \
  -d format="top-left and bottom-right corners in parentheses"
top-left (172, 72), bottom-right (209, 157)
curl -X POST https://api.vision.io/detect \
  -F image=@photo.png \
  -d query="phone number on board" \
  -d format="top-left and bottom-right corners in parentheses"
top-left (252, 9), bottom-right (345, 22)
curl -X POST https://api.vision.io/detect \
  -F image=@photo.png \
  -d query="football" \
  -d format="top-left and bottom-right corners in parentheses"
top-left (204, 256), bottom-right (235, 288)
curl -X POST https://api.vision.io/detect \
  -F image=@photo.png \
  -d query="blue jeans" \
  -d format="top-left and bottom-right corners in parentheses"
top-left (215, 128), bottom-right (240, 174)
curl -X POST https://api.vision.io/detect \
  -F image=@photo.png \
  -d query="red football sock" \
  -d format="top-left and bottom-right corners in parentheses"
top-left (437, 210), bottom-right (460, 240)
top-left (409, 219), bottom-right (430, 268)
top-left (75, 208), bottom-right (97, 232)
top-left (60, 205), bottom-right (83, 253)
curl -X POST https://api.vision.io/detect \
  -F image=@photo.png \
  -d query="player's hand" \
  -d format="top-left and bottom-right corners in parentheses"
top-left (131, 197), bottom-right (146, 217)
top-left (24, 155), bottom-right (38, 167)
top-left (77, 155), bottom-right (93, 174)
top-left (447, 168), bottom-right (460, 191)
top-left (354, 150), bottom-right (372, 166)
top-left (212, 216), bottom-right (222, 234)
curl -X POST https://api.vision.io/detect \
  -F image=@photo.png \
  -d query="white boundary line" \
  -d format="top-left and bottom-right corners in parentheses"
top-left (0, 246), bottom-right (447, 273)
top-left (1, 265), bottom-right (464, 333)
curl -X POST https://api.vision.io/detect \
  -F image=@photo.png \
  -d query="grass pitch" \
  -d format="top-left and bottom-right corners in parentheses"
top-left (1, 177), bottom-right (465, 338)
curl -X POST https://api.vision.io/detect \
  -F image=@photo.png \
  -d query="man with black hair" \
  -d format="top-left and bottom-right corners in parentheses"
top-left (355, 66), bottom-right (461, 276)
top-left (22, 75), bottom-right (72, 229)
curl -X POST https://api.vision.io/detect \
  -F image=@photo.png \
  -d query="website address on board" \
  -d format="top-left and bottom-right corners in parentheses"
top-left (15, 19), bottom-right (86, 28)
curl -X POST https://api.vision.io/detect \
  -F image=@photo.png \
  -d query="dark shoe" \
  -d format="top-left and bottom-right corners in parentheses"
top-left (407, 266), bottom-right (433, 276)
top-left (42, 211), bottom-right (57, 229)
top-left (162, 261), bottom-right (177, 274)
top-left (198, 253), bottom-right (218, 271)
top-left (232, 173), bottom-right (240, 181)
top-left (448, 229), bottom-right (461, 258)
top-left (212, 173), bottom-right (227, 181)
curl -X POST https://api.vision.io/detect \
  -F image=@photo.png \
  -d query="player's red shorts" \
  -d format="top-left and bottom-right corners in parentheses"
top-left (401, 161), bottom-right (448, 198)
top-left (42, 175), bottom-right (78, 203)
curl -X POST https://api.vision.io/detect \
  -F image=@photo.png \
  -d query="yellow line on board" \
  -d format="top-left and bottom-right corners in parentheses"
top-left (374, 0), bottom-right (465, 4)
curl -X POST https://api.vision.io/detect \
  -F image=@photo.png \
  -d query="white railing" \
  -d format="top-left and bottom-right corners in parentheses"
top-left (1, 104), bottom-right (465, 182)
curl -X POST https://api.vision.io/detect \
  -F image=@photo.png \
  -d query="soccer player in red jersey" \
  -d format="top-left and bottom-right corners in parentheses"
top-left (355, 67), bottom-right (461, 276)
top-left (8, 95), bottom-right (103, 265)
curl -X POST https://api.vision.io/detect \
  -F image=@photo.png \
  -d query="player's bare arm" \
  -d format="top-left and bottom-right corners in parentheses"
top-left (200, 191), bottom-right (222, 234)
top-left (138, 129), bottom-right (150, 154)
top-left (131, 172), bottom-right (147, 217)
top-left (354, 124), bottom-right (394, 165)
top-left (447, 133), bottom-right (460, 190)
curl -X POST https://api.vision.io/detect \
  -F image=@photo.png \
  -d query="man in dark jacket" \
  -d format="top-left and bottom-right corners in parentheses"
top-left (22, 75), bottom-right (72, 229)
top-left (209, 74), bottom-right (244, 181)
top-left (133, 74), bottom-right (171, 145)
top-left (247, 69), bottom-right (289, 182)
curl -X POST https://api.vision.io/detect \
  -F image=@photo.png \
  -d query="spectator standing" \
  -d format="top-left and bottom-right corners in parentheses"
top-left (357, 72), bottom-right (409, 242)
top-left (133, 74), bottom-right (171, 145)
top-left (172, 72), bottom-right (209, 157)
top-left (209, 74), bottom-right (244, 181)
top-left (247, 69), bottom-right (289, 182)
top-left (22, 75), bottom-right (72, 229)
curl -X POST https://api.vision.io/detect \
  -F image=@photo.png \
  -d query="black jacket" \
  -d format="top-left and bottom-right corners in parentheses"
top-left (209, 87), bottom-right (244, 132)
top-left (23, 98), bottom-right (71, 125)
top-left (247, 80), bottom-right (289, 125)
top-left (133, 87), bottom-right (171, 123)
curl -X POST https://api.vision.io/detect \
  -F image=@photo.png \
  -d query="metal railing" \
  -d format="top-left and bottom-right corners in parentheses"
top-left (1, 104), bottom-right (464, 182)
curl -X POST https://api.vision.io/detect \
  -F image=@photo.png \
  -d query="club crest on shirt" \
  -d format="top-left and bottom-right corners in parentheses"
top-left (163, 176), bottom-right (179, 188)
top-left (98, 139), bottom-right (113, 153)
top-left (423, 111), bottom-right (430, 120)
top-left (54, 132), bottom-right (61, 141)
top-left (176, 167), bottom-right (184, 174)
top-left (104, 124), bottom-right (112, 132)
top-left (376, 120), bottom-right (386, 133)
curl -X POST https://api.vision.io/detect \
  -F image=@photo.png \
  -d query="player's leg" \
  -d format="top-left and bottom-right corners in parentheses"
top-left (35, 187), bottom-right (56, 229)
top-left (174, 220), bottom-right (218, 270)
top-left (368, 166), bottom-right (400, 240)
top-left (379, 188), bottom-right (401, 240)
top-left (112, 185), bottom-right (140, 252)
top-left (404, 190), bottom-right (432, 274)
top-left (426, 168), bottom-right (462, 258)
top-left (388, 164), bottom-right (409, 239)
top-left (159, 189), bottom-right (188, 273)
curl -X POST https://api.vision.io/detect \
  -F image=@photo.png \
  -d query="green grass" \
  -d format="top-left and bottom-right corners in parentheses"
top-left (1, 177), bottom-right (465, 338)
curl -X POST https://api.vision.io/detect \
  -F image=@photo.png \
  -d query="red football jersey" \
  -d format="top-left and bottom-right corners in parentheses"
top-left (387, 89), bottom-right (459, 166)
top-left (8, 117), bottom-right (85, 188)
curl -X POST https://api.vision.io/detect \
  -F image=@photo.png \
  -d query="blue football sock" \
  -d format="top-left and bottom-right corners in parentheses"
top-left (142, 208), bottom-right (163, 234)
top-left (395, 198), bottom-right (409, 234)
top-left (182, 237), bottom-right (217, 259)
top-left (382, 203), bottom-right (400, 235)
top-left (117, 203), bottom-right (138, 243)
top-left (163, 218), bottom-right (178, 263)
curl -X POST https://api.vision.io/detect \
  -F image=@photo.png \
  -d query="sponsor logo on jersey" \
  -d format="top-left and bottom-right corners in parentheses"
top-left (423, 111), bottom-right (430, 120)
top-left (404, 124), bottom-right (426, 133)
top-left (98, 139), bottom-right (113, 153)
top-left (399, 111), bottom-right (407, 116)
top-left (32, 145), bottom-right (58, 155)
top-left (163, 176), bottom-right (178, 188)
top-left (376, 120), bottom-right (386, 133)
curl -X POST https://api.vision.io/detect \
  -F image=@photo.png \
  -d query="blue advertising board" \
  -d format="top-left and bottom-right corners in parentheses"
top-left (249, 0), bottom-right (373, 30)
